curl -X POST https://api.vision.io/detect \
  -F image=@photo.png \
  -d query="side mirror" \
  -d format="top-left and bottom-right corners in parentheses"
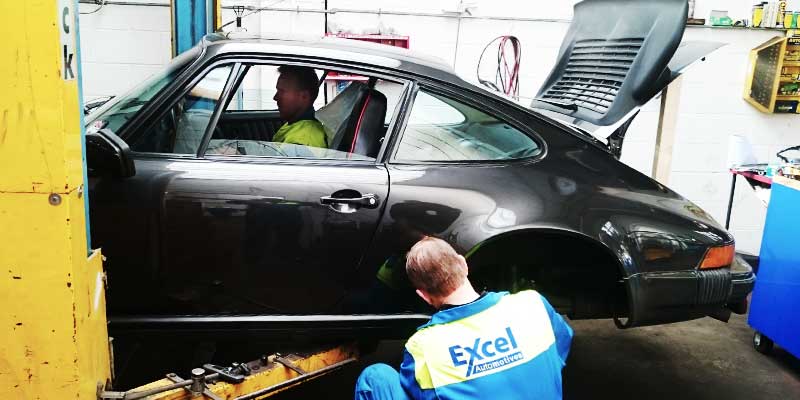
top-left (86, 129), bottom-right (135, 178)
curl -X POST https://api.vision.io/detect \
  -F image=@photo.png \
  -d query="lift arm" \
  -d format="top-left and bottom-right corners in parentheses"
top-left (98, 344), bottom-right (358, 399)
top-left (0, 1), bottom-right (112, 398)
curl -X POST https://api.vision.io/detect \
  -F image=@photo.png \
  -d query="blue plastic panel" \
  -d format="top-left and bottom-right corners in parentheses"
top-left (748, 180), bottom-right (800, 358)
top-left (173, 0), bottom-right (212, 56)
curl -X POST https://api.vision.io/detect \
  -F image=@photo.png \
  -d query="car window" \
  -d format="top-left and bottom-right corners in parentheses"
top-left (207, 63), bottom-right (406, 161)
top-left (130, 63), bottom-right (234, 154)
top-left (226, 65), bottom-right (326, 112)
top-left (86, 46), bottom-right (200, 134)
top-left (394, 90), bottom-right (540, 162)
top-left (407, 91), bottom-right (465, 125)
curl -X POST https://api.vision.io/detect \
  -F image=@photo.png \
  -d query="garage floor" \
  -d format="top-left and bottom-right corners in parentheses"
top-left (272, 312), bottom-right (800, 399)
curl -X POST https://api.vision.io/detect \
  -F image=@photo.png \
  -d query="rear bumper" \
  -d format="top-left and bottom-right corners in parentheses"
top-left (622, 255), bottom-right (755, 327)
top-left (727, 262), bottom-right (756, 314)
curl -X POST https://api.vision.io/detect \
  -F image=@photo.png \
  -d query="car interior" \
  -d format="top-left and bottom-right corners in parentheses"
top-left (206, 66), bottom-right (393, 160)
top-left (129, 63), bottom-right (399, 161)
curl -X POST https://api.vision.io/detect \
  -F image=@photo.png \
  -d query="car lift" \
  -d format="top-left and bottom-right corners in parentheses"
top-left (1, 2), bottom-right (358, 399)
top-left (97, 345), bottom-right (359, 399)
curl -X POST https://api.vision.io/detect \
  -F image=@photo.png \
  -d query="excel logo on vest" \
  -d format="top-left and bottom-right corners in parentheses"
top-left (448, 327), bottom-right (525, 377)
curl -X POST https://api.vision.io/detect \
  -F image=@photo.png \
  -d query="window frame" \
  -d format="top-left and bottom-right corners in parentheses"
top-left (91, 46), bottom-right (204, 141)
top-left (124, 60), bottom-right (243, 159)
top-left (150, 55), bottom-right (414, 165)
top-left (386, 81), bottom-right (547, 166)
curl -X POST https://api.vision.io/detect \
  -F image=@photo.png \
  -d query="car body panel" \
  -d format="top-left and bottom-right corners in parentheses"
top-left (91, 156), bottom-right (392, 315)
top-left (529, 0), bottom-right (726, 161)
top-left (87, 12), bottom-right (753, 338)
top-left (534, 0), bottom-right (691, 127)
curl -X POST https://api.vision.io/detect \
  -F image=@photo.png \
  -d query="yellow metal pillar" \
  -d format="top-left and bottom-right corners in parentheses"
top-left (0, 1), bottom-right (112, 398)
top-left (214, 0), bottom-right (222, 31)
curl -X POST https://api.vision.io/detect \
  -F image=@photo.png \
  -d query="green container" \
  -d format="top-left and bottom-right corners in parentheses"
top-left (710, 15), bottom-right (733, 26)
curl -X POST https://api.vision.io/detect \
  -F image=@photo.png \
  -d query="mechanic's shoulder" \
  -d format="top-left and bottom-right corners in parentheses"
top-left (404, 329), bottom-right (431, 357)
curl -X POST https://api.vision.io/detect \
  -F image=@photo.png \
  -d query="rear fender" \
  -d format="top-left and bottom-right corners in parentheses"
top-left (464, 227), bottom-right (632, 320)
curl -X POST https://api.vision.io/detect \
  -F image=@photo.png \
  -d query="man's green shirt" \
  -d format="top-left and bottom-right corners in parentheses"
top-left (273, 108), bottom-right (327, 148)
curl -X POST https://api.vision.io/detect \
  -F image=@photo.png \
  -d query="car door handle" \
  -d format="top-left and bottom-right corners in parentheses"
top-left (320, 193), bottom-right (380, 209)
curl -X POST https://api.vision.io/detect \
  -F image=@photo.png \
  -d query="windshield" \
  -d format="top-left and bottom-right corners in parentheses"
top-left (86, 47), bottom-right (201, 134)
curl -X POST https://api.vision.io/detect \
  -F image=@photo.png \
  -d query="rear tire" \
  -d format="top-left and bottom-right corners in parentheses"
top-left (753, 331), bottom-right (774, 355)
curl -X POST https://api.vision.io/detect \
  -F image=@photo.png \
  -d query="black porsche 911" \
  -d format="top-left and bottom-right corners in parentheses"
top-left (85, 0), bottom-right (753, 340)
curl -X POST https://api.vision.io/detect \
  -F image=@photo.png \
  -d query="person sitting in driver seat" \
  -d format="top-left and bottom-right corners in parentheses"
top-left (272, 65), bottom-right (327, 148)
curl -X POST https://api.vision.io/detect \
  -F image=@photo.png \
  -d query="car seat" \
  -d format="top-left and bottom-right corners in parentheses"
top-left (316, 82), bottom-right (387, 158)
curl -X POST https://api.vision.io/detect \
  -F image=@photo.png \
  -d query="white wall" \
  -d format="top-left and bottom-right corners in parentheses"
top-left (78, 0), bottom-right (171, 100)
top-left (79, 0), bottom-right (800, 254)
top-left (620, 27), bottom-right (797, 255)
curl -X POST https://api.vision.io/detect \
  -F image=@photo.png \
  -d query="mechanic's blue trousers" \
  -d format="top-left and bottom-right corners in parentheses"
top-left (354, 364), bottom-right (411, 400)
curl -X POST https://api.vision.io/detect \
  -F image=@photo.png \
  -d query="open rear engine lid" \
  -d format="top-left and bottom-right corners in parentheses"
top-left (531, 0), bottom-right (723, 131)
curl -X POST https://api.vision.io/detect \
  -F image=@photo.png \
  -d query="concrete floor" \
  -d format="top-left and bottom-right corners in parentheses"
top-left (272, 313), bottom-right (800, 399)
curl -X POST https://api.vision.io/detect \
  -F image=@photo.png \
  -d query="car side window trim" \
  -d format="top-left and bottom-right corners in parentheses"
top-left (373, 80), bottom-right (415, 164)
top-left (380, 81), bottom-right (419, 164)
top-left (200, 153), bottom-right (385, 167)
top-left (196, 63), bottom-right (244, 157)
top-left (387, 83), bottom-right (546, 165)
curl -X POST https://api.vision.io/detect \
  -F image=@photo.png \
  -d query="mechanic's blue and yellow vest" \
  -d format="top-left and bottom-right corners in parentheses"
top-left (400, 291), bottom-right (573, 400)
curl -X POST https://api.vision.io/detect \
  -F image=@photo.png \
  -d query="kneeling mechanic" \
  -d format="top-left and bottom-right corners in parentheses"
top-left (355, 236), bottom-right (574, 400)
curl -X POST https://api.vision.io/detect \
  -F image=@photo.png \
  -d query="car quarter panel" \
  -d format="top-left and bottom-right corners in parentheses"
top-left (368, 86), bottom-right (732, 276)
top-left (370, 149), bottom-right (727, 275)
top-left (363, 94), bottom-right (737, 326)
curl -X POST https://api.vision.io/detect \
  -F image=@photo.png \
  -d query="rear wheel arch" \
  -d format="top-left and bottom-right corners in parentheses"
top-left (464, 228), bottom-right (630, 320)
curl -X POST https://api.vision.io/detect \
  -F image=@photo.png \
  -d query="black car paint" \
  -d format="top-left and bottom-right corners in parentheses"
top-left (88, 36), bottom-right (754, 339)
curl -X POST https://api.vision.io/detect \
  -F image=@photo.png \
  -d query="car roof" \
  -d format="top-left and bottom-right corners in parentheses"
top-left (202, 33), bottom-right (463, 85)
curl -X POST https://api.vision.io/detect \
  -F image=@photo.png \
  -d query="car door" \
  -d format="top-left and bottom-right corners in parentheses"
top-left (89, 60), bottom-right (237, 315)
top-left (157, 159), bottom-right (390, 315)
top-left (90, 55), bottom-right (412, 321)
top-left (153, 61), bottom-right (412, 315)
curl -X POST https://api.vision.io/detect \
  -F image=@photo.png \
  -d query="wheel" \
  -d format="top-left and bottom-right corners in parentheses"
top-left (753, 331), bottom-right (774, 355)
